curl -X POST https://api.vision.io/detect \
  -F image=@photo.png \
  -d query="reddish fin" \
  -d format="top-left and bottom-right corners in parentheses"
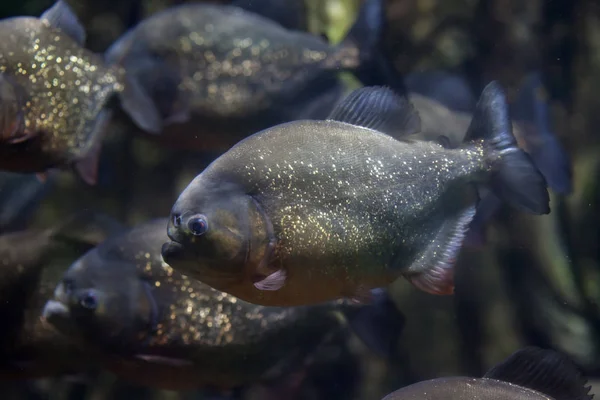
top-left (406, 266), bottom-right (455, 295)
top-left (74, 143), bottom-right (101, 186)
top-left (134, 354), bottom-right (193, 367)
top-left (35, 172), bottom-right (48, 183)
top-left (403, 205), bottom-right (477, 296)
top-left (253, 269), bottom-right (286, 291)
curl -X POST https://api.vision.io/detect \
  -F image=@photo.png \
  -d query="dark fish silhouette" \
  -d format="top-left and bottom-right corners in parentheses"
top-left (162, 82), bottom-right (549, 307)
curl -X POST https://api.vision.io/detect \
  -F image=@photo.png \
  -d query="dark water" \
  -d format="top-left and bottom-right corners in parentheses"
top-left (0, 0), bottom-right (597, 399)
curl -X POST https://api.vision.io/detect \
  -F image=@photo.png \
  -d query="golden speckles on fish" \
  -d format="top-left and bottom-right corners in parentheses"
top-left (0, 1), bottom-right (160, 184)
top-left (163, 84), bottom-right (550, 307)
top-left (43, 218), bottom-right (405, 391)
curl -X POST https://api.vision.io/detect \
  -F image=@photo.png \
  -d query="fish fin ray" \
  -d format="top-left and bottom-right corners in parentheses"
top-left (403, 205), bottom-right (477, 295)
top-left (254, 269), bottom-right (286, 291)
top-left (346, 288), bottom-right (405, 358)
top-left (327, 86), bottom-right (421, 137)
top-left (483, 347), bottom-right (593, 400)
top-left (41, 0), bottom-right (86, 46)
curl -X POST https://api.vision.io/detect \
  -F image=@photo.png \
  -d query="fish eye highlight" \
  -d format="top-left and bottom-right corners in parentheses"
top-left (187, 214), bottom-right (208, 236)
top-left (79, 292), bottom-right (98, 310)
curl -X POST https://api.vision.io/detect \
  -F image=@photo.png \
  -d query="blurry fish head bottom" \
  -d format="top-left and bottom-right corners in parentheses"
top-left (43, 256), bottom-right (158, 350)
top-left (163, 179), bottom-right (272, 294)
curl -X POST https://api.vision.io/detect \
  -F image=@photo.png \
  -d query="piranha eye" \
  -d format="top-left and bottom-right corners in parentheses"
top-left (79, 292), bottom-right (98, 310)
top-left (172, 213), bottom-right (182, 228)
top-left (187, 214), bottom-right (208, 236)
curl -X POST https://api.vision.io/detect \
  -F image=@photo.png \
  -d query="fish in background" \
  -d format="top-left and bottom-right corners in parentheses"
top-left (381, 347), bottom-right (593, 400)
top-left (0, 211), bottom-right (126, 380)
top-left (405, 70), bottom-right (572, 246)
top-left (162, 82), bottom-right (549, 307)
top-left (0, 0), bottom-right (159, 185)
top-left (105, 0), bottom-right (389, 152)
top-left (0, 171), bottom-right (56, 233)
top-left (43, 218), bottom-right (405, 394)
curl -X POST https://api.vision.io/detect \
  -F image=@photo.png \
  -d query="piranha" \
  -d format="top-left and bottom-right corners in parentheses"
top-left (162, 82), bottom-right (550, 307)
top-left (42, 218), bottom-right (405, 392)
top-left (0, 211), bottom-right (125, 380)
top-left (0, 0), bottom-right (159, 185)
top-left (105, 0), bottom-right (387, 152)
top-left (381, 346), bottom-right (593, 400)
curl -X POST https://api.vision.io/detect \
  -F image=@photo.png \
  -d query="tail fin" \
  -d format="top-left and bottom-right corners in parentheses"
top-left (46, 210), bottom-right (128, 249)
top-left (484, 347), bottom-right (593, 400)
top-left (105, 37), bottom-right (163, 135)
top-left (344, 288), bottom-right (405, 359)
top-left (510, 72), bottom-right (573, 194)
top-left (467, 81), bottom-right (550, 215)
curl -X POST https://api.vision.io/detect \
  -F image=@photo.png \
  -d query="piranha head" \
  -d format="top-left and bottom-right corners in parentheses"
top-left (0, 74), bottom-right (28, 145)
top-left (162, 176), bottom-right (273, 292)
top-left (42, 252), bottom-right (158, 352)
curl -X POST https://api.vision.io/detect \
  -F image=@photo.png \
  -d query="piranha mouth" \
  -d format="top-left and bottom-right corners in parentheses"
top-left (41, 299), bottom-right (74, 335)
top-left (161, 241), bottom-right (198, 273)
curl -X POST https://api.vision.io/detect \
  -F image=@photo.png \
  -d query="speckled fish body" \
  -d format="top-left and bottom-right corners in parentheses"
top-left (0, 11), bottom-right (121, 179)
top-left (381, 347), bottom-right (593, 400)
top-left (0, 1), bottom-right (158, 184)
top-left (382, 377), bottom-right (554, 400)
top-left (105, 0), bottom-right (383, 149)
top-left (163, 83), bottom-right (550, 307)
top-left (43, 218), bottom-right (404, 391)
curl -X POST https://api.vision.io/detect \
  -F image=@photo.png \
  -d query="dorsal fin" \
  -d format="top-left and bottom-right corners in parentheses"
top-left (327, 86), bottom-right (421, 137)
top-left (41, 0), bottom-right (86, 46)
top-left (484, 347), bottom-right (593, 400)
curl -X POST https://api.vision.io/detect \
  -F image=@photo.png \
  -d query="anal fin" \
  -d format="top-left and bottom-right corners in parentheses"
top-left (403, 205), bottom-right (477, 296)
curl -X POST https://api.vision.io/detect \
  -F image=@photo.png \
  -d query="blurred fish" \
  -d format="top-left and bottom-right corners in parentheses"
top-left (232, 0), bottom-right (308, 32)
top-left (43, 218), bottom-right (405, 393)
top-left (381, 347), bottom-right (593, 400)
top-left (0, 211), bottom-right (126, 380)
top-left (105, 0), bottom-right (386, 151)
top-left (0, 171), bottom-right (56, 232)
top-left (161, 82), bottom-right (549, 307)
top-left (0, 1), bottom-right (160, 185)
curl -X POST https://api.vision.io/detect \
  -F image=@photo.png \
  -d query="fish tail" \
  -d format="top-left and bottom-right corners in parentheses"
top-left (338, 0), bottom-right (407, 94)
top-left (510, 72), bottom-right (573, 194)
top-left (345, 288), bottom-right (405, 359)
top-left (469, 81), bottom-right (550, 215)
top-left (483, 347), bottom-right (593, 400)
top-left (105, 41), bottom-right (163, 135)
